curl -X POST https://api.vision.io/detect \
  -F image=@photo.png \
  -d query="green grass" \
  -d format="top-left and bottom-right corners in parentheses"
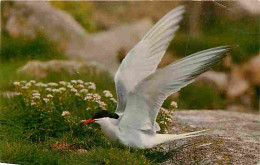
top-left (0, 70), bottom-right (175, 165)
top-left (0, 85), bottom-right (174, 164)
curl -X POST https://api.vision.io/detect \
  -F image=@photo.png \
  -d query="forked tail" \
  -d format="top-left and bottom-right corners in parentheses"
top-left (154, 130), bottom-right (209, 146)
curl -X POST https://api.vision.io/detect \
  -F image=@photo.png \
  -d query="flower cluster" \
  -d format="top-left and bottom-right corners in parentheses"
top-left (13, 80), bottom-right (177, 135)
top-left (156, 101), bottom-right (178, 133)
top-left (13, 80), bottom-right (117, 111)
top-left (13, 80), bottom-right (118, 125)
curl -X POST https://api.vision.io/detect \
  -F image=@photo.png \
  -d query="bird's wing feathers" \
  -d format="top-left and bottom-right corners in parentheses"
top-left (115, 6), bottom-right (185, 114)
top-left (119, 46), bottom-right (232, 131)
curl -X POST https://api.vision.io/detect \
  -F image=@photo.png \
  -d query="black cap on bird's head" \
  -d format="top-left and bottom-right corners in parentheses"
top-left (81, 111), bottom-right (119, 125)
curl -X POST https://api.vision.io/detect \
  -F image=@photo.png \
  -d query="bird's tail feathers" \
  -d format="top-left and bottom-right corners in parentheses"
top-left (155, 129), bottom-right (209, 145)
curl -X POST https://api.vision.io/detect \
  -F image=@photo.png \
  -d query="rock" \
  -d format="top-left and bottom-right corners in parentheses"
top-left (222, 54), bottom-right (233, 68)
top-left (244, 53), bottom-right (260, 85)
top-left (226, 66), bottom-right (249, 99)
top-left (236, 0), bottom-right (260, 15)
top-left (4, 1), bottom-right (153, 74)
top-left (166, 110), bottom-right (259, 164)
top-left (198, 71), bottom-right (228, 92)
top-left (5, 1), bottom-right (95, 55)
top-left (89, 18), bottom-right (153, 73)
top-left (17, 60), bottom-right (106, 78)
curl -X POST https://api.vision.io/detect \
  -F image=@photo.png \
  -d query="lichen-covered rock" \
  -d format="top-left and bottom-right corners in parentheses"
top-left (165, 110), bottom-right (259, 164)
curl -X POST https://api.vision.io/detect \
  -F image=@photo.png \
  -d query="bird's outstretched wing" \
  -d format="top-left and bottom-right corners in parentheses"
top-left (114, 6), bottom-right (185, 114)
top-left (119, 46), bottom-right (232, 131)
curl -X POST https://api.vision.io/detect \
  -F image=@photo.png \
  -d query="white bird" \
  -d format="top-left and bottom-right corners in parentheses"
top-left (82, 6), bottom-right (232, 149)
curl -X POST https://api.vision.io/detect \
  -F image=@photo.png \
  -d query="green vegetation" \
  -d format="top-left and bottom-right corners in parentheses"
top-left (177, 82), bottom-right (225, 110)
top-left (0, 78), bottom-right (176, 164)
top-left (50, 1), bottom-right (98, 33)
top-left (170, 8), bottom-right (259, 66)
top-left (1, 32), bottom-right (64, 62)
top-left (0, 32), bottom-right (65, 92)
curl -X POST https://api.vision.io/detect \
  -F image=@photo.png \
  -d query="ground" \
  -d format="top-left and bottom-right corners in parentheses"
top-left (164, 110), bottom-right (259, 164)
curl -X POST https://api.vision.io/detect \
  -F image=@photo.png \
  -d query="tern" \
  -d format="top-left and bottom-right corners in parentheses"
top-left (82, 6), bottom-right (232, 149)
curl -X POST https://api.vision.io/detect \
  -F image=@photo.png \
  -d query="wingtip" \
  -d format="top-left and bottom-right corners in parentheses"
top-left (178, 5), bottom-right (185, 10)
top-left (224, 45), bottom-right (239, 50)
top-left (173, 5), bottom-right (185, 13)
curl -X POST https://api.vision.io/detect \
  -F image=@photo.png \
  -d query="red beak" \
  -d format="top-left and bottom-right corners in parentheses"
top-left (81, 119), bottom-right (96, 125)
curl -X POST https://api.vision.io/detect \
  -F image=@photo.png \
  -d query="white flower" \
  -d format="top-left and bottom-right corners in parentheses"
top-left (25, 82), bottom-right (32, 87)
top-left (43, 98), bottom-right (49, 103)
top-left (20, 80), bottom-right (26, 84)
top-left (22, 86), bottom-right (28, 89)
top-left (70, 88), bottom-right (77, 93)
top-left (32, 90), bottom-right (39, 93)
top-left (59, 81), bottom-right (67, 86)
top-left (61, 111), bottom-right (71, 116)
top-left (31, 101), bottom-right (36, 106)
top-left (77, 80), bottom-right (84, 84)
top-left (93, 93), bottom-right (101, 100)
top-left (15, 92), bottom-right (21, 96)
top-left (77, 84), bottom-right (84, 89)
top-left (46, 88), bottom-right (52, 92)
top-left (160, 108), bottom-right (168, 113)
top-left (33, 95), bottom-right (40, 99)
top-left (77, 149), bottom-right (88, 154)
top-left (35, 82), bottom-right (44, 87)
top-left (84, 93), bottom-right (93, 100)
top-left (32, 92), bottom-right (40, 96)
top-left (52, 89), bottom-right (60, 93)
top-left (79, 89), bottom-right (88, 93)
top-left (29, 80), bottom-right (36, 84)
top-left (87, 82), bottom-right (96, 90)
top-left (13, 82), bottom-right (20, 86)
top-left (103, 90), bottom-right (113, 98)
top-left (170, 101), bottom-right (178, 108)
top-left (47, 94), bottom-right (53, 98)
top-left (59, 87), bottom-right (66, 91)
top-left (75, 93), bottom-right (80, 97)
top-left (67, 85), bottom-right (73, 89)
top-left (110, 98), bottom-right (117, 103)
top-left (47, 82), bottom-right (58, 87)
top-left (70, 80), bottom-right (77, 84)
top-left (96, 100), bottom-right (107, 110)
top-left (166, 117), bottom-right (172, 122)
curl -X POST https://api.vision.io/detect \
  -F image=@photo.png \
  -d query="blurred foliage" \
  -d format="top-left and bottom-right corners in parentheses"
top-left (170, 3), bottom-right (259, 65)
top-left (0, 61), bottom-right (115, 93)
top-left (50, 1), bottom-right (98, 33)
top-left (177, 82), bottom-right (225, 110)
top-left (1, 32), bottom-right (64, 62)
